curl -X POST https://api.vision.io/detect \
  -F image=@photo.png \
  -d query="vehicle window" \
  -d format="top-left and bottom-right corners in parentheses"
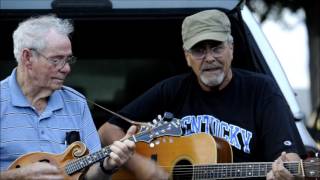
top-left (0, 9), bottom-right (263, 128)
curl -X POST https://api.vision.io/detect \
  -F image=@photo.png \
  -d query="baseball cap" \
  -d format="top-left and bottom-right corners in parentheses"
top-left (182, 9), bottom-right (231, 50)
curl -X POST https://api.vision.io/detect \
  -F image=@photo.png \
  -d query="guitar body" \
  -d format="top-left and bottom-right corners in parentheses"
top-left (8, 141), bottom-right (89, 180)
top-left (113, 133), bottom-right (233, 180)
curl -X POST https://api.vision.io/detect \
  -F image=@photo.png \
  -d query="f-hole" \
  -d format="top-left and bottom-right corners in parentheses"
top-left (39, 159), bottom-right (50, 163)
top-left (172, 159), bottom-right (193, 180)
top-left (15, 159), bottom-right (50, 169)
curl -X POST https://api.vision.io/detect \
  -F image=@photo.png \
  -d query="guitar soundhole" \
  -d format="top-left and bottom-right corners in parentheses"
top-left (172, 160), bottom-right (192, 180)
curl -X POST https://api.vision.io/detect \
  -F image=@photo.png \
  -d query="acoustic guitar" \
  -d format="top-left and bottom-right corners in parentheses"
top-left (113, 133), bottom-right (320, 180)
top-left (8, 118), bottom-right (183, 180)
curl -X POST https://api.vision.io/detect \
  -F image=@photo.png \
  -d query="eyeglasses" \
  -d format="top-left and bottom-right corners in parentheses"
top-left (188, 43), bottom-right (227, 60)
top-left (30, 48), bottom-right (77, 69)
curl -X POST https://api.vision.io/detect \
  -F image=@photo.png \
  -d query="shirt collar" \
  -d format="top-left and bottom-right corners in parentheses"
top-left (8, 68), bottom-right (63, 111)
top-left (47, 90), bottom-right (63, 111)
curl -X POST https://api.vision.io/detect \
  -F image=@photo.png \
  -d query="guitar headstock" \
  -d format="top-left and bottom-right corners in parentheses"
top-left (132, 113), bottom-right (182, 143)
top-left (303, 157), bottom-right (320, 178)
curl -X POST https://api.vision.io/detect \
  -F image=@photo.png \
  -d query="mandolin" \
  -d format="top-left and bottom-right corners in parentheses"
top-left (8, 118), bottom-right (183, 180)
top-left (113, 133), bottom-right (320, 180)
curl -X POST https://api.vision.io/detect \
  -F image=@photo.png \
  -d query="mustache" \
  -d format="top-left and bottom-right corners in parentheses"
top-left (200, 62), bottom-right (222, 71)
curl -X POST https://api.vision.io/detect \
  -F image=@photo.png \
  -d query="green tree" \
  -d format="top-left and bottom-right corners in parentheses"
top-left (246, 0), bottom-right (320, 119)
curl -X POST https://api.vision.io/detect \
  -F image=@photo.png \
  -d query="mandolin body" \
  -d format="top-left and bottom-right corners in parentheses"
top-left (8, 141), bottom-right (88, 180)
top-left (7, 118), bottom-right (184, 180)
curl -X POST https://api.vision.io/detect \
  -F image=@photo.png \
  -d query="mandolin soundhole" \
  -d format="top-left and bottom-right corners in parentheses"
top-left (39, 159), bottom-right (50, 163)
top-left (172, 160), bottom-right (193, 180)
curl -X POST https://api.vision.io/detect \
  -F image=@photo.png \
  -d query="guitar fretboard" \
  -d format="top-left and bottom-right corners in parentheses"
top-left (65, 135), bottom-right (142, 175)
top-left (64, 146), bottom-right (112, 175)
top-left (192, 162), bottom-right (300, 179)
top-left (64, 120), bottom-right (181, 175)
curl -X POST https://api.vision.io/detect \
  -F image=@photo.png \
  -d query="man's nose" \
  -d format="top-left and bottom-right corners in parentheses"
top-left (59, 62), bottom-right (71, 73)
top-left (204, 48), bottom-right (216, 62)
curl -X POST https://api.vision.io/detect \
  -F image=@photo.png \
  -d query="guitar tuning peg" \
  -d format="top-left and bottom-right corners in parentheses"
top-left (147, 122), bottom-right (154, 128)
top-left (162, 138), bottom-right (167, 143)
top-left (169, 137), bottom-right (174, 143)
top-left (152, 119), bottom-right (158, 124)
top-left (157, 114), bottom-right (163, 121)
top-left (155, 140), bottom-right (160, 145)
top-left (163, 112), bottom-right (174, 121)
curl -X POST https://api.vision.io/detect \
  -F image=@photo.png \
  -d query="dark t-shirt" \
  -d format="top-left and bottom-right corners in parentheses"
top-left (109, 68), bottom-right (305, 162)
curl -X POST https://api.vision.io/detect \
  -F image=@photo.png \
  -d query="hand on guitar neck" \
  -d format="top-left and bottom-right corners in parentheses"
top-left (267, 152), bottom-right (301, 180)
top-left (105, 125), bottom-right (137, 170)
top-left (99, 124), bottom-right (170, 180)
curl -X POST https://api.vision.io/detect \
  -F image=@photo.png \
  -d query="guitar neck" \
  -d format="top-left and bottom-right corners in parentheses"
top-left (64, 119), bottom-right (182, 176)
top-left (64, 135), bottom-right (139, 175)
top-left (193, 161), bottom-right (301, 179)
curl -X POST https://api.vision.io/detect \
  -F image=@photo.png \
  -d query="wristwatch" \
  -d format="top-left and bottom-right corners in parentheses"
top-left (99, 160), bottom-right (119, 175)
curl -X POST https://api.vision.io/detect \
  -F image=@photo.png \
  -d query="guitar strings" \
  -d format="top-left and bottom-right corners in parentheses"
top-left (154, 161), bottom-right (319, 177)
top-left (155, 161), bottom-right (319, 168)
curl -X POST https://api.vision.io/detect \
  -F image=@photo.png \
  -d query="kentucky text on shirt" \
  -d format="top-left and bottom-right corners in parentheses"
top-left (181, 115), bottom-right (253, 154)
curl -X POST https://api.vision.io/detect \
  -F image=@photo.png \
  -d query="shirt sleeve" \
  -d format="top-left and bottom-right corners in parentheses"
top-left (258, 78), bottom-right (306, 161)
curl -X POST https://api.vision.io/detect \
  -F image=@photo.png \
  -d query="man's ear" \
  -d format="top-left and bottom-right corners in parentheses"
top-left (229, 43), bottom-right (234, 61)
top-left (229, 43), bottom-right (234, 51)
top-left (184, 51), bottom-right (192, 67)
top-left (21, 48), bottom-right (33, 69)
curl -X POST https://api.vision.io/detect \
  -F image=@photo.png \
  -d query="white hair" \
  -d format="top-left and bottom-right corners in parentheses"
top-left (12, 14), bottom-right (74, 63)
top-left (226, 34), bottom-right (234, 44)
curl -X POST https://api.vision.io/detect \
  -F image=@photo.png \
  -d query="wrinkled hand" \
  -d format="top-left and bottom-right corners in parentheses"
top-left (267, 152), bottom-right (294, 180)
top-left (12, 162), bottom-right (63, 180)
top-left (103, 125), bottom-right (136, 170)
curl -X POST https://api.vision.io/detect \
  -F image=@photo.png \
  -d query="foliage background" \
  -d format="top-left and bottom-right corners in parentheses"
top-left (246, 0), bottom-right (319, 147)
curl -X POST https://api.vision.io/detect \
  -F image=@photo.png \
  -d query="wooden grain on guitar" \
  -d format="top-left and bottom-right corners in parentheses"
top-left (113, 133), bottom-right (320, 180)
top-left (7, 118), bottom-right (184, 180)
top-left (112, 133), bottom-right (232, 180)
top-left (8, 141), bottom-right (88, 180)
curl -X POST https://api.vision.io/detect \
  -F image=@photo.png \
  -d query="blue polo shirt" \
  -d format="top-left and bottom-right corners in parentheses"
top-left (0, 69), bottom-right (101, 171)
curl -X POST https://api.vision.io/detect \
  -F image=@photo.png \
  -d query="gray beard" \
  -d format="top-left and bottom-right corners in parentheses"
top-left (200, 71), bottom-right (225, 87)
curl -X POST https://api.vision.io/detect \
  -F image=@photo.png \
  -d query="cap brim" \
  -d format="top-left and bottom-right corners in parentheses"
top-left (183, 32), bottom-right (228, 50)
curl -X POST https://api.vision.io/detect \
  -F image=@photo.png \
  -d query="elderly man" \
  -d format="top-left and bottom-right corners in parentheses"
top-left (0, 14), bottom-right (135, 180)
